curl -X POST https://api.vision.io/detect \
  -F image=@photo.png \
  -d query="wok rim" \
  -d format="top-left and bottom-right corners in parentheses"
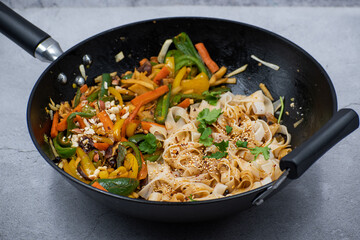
top-left (26, 16), bottom-right (338, 206)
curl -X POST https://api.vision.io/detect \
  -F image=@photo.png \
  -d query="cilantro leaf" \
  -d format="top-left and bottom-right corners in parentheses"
top-left (249, 146), bottom-right (270, 160)
top-left (197, 108), bottom-right (222, 126)
top-left (236, 140), bottom-right (248, 148)
top-left (199, 127), bottom-right (213, 147)
top-left (139, 133), bottom-right (157, 154)
top-left (214, 140), bottom-right (229, 152)
top-left (225, 125), bottom-right (232, 134)
top-left (188, 194), bottom-right (197, 202)
top-left (202, 90), bottom-right (223, 105)
top-left (204, 151), bottom-right (228, 159)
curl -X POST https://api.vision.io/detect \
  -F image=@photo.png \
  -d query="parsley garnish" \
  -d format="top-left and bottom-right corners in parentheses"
top-left (202, 90), bottom-right (223, 105)
top-left (139, 133), bottom-right (157, 154)
top-left (249, 146), bottom-right (270, 160)
top-left (236, 140), bottom-right (248, 148)
top-left (199, 127), bottom-right (213, 147)
top-left (225, 125), bottom-right (232, 134)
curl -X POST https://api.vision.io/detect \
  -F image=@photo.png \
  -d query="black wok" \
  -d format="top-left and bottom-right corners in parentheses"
top-left (1, 2), bottom-right (358, 222)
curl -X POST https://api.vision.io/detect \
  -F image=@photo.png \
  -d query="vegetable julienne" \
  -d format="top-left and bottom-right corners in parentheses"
top-left (46, 32), bottom-right (292, 202)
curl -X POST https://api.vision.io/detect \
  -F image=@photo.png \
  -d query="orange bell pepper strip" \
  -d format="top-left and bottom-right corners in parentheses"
top-left (80, 84), bottom-right (88, 93)
top-left (93, 142), bottom-right (110, 151)
top-left (97, 111), bottom-right (114, 132)
top-left (121, 103), bottom-right (143, 139)
top-left (141, 121), bottom-right (166, 132)
top-left (137, 152), bottom-right (147, 180)
top-left (177, 98), bottom-right (191, 108)
top-left (51, 111), bottom-right (59, 138)
top-left (91, 181), bottom-right (108, 192)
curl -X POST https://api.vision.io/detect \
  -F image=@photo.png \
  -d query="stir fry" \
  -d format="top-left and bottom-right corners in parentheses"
top-left (46, 32), bottom-right (291, 201)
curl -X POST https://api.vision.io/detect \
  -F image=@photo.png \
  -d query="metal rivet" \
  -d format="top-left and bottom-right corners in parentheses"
top-left (57, 73), bottom-right (67, 84)
top-left (74, 76), bottom-right (85, 86)
top-left (82, 54), bottom-right (92, 67)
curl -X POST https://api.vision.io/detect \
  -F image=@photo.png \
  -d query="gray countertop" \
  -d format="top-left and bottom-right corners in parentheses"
top-left (0, 6), bottom-right (359, 240)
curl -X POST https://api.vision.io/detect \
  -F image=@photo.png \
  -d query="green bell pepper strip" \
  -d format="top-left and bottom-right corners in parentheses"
top-left (116, 145), bottom-right (127, 168)
top-left (122, 73), bottom-right (133, 79)
top-left (99, 73), bottom-right (111, 100)
top-left (120, 141), bottom-right (142, 171)
top-left (173, 32), bottom-right (211, 77)
top-left (128, 134), bottom-right (146, 144)
top-left (121, 94), bottom-right (135, 101)
top-left (101, 96), bottom-right (115, 102)
top-left (165, 49), bottom-right (183, 60)
top-left (67, 112), bottom-right (96, 134)
top-left (155, 84), bottom-right (172, 124)
top-left (56, 131), bottom-right (71, 147)
top-left (144, 154), bottom-right (161, 162)
top-left (91, 178), bottom-right (139, 196)
top-left (174, 55), bottom-right (209, 77)
top-left (171, 93), bottom-right (205, 106)
top-left (74, 88), bottom-right (81, 108)
top-left (53, 137), bottom-right (76, 158)
top-left (86, 90), bottom-right (100, 102)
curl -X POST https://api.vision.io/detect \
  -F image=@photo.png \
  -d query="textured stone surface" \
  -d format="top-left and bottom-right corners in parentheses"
top-left (0, 6), bottom-right (359, 240)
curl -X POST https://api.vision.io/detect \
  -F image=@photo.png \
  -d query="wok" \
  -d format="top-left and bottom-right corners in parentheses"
top-left (1, 2), bottom-right (358, 222)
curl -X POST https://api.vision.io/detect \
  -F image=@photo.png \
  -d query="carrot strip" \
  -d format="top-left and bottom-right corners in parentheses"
top-left (141, 121), bottom-right (166, 131)
top-left (97, 111), bottom-right (114, 132)
top-left (91, 181), bottom-right (108, 192)
top-left (153, 66), bottom-right (170, 85)
top-left (195, 43), bottom-right (219, 74)
top-left (80, 84), bottom-right (88, 93)
top-left (93, 142), bottom-right (110, 151)
top-left (131, 85), bottom-right (169, 106)
top-left (137, 152), bottom-right (147, 180)
top-left (75, 115), bottom-right (86, 129)
top-left (177, 98), bottom-right (191, 108)
top-left (57, 103), bottom-right (84, 131)
top-left (51, 111), bottom-right (59, 138)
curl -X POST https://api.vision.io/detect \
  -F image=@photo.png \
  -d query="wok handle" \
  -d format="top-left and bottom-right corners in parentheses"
top-left (280, 108), bottom-right (359, 179)
top-left (0, 2), bottom-right (62, 62)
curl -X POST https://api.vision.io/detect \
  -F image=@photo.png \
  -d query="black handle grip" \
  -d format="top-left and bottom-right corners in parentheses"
top-left (280, 108), bottom-right (359, 179)
top-left (0, 2), bottom-right (50, 56)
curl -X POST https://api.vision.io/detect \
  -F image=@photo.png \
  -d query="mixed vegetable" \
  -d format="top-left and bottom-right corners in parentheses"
top-left (46, 32), bottom-right (285, 198)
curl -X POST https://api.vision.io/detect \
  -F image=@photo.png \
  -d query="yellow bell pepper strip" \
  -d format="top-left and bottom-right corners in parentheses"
top-left (125, 121), bottom-right (138, 138)
top-left (120, 141), bottom-right (142, 171)
top-left (113, 118), bottom-right (125, 142)
top-left (172, 66), bottom-right (187, 90)
top-left (92, 135), bottom-right (114, 145)
top-left (109, 166), bottom-right (128, 178)
top-left (99, 73), bottom-right (111, 101)
top-left (90, 178), bottom-right (139, 196)
top-left (155, 84), bottom-right (172, 124)
top-left (63, 159), bottom-right (90, 183)
top-left (76, 147), bottom-right (96, 178)
top-left (180, 72), bottom-right (209, 94)
top-left (124, 153), bottom-right (139, 179)
top-left (108, 86), bottom-right (123, 106)
top-left (165, 57), bottom-right (175, 78)
top-left (53, 137), bottom-right (76, 158)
